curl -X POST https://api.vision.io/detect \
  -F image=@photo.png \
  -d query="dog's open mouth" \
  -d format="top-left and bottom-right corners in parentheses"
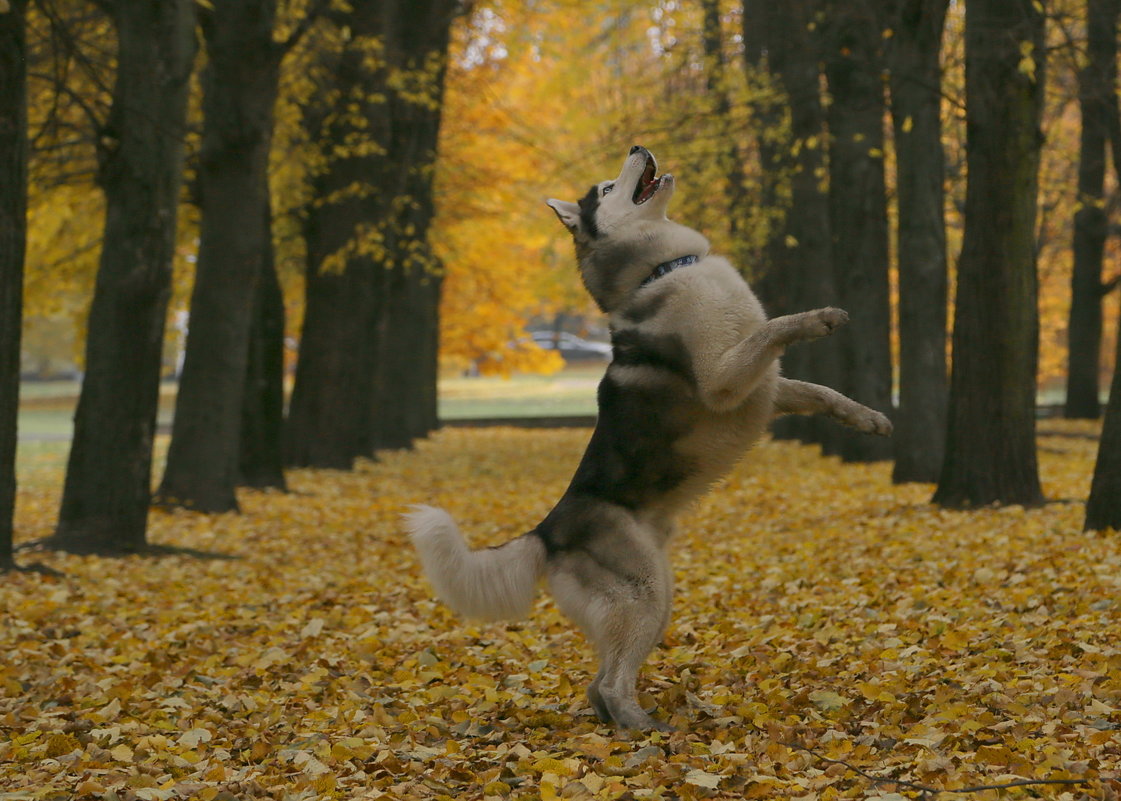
top-left (633, 156), bottom-right (660, 205)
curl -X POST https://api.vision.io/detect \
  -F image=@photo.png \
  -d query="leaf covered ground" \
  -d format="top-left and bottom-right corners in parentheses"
top-left (2, 423), bottom-right (1119, 800)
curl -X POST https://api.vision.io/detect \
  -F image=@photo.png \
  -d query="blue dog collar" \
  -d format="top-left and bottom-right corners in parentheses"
top-left (640, 254), bottom-right (698, 288)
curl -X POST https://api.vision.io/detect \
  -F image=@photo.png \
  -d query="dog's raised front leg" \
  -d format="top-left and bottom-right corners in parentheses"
top-left (698, 307), bottom-right (849, 411)
top-left (773, 377), bottom-right (893, 436)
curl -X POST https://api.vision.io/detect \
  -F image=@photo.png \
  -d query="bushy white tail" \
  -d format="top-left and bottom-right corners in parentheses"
top-left (405, 505), bottom-right (546, 621)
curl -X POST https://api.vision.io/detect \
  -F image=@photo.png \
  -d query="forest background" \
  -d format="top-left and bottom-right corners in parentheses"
top-left (3, 0), bottom-right (1121, 550)
top-left (13, 1), bottom-right (1118, 389)
top-left (2, 1), bottom-right (1121, 797)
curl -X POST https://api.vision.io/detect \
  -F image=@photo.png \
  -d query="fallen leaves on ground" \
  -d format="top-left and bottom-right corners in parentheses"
top-left (2, 421), bottom-right (1119, 800)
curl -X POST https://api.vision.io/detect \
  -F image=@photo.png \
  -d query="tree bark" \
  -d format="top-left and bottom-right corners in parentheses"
top-left (1085, 316), bottom-right (1121, 530)
top-left (887, 0), bottom-right (950, 483)
top-left (366, 0), bottom-right (455, 452)
top-left (933, 0), bottom-right (1045, 508)
top-left (702, 0), bottom-right (750, 267)
top-left (50, 0), bottom-right (195, 554)
top-left (284, 6), bottom-right (385, 470)
top-left (155, 0), bottom-right (280, 512)
top-left (823, 0), bottom-right (894, 462)
top-left (1066, 0), bottom-right (1120, 420)
top-left (239, 197), bottom-right (288, 490)
top-left (746, 0), bottom-right (842, 448)
top-left (286, 0), bottom-right (458, 466)
top-left (0, 0), bottom-right (28, 570)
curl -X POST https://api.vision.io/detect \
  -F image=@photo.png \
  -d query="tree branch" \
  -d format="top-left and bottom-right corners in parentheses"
top-left (782, 740), bottom-right (1092, 797)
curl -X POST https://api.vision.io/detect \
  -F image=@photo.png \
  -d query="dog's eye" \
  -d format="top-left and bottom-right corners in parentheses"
top-left (602, 184), bottom-right (614, 196)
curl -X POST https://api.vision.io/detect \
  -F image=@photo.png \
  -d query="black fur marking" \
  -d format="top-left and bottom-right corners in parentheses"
top-left (535, 365), bottom-right (700, 554)
top-left (577, 184), bottom-right (601, 239)
top-left (610, 327), bottom-right (695, 384)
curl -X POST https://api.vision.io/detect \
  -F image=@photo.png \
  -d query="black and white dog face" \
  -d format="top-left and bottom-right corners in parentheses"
top-left (546, 146), bottom-right (705, 312)
top-left (546, 146), bottom-right (675, 242)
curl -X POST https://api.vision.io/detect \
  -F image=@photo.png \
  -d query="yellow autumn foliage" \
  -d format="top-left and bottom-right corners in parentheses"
top-left (3, 422), bottom-right (1119, 798)
top-left (17, 0), bottom-right (1120, 386)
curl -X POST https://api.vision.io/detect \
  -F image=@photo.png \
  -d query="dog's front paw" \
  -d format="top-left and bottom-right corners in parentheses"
top-left (813, 307), bottom-right (849, 335)
top-left (854, 408), bottom-right (893, 436)
top-left (796, 307), bottom-right (848, 341)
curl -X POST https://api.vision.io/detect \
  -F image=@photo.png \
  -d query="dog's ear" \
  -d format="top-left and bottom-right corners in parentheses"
top-left (546, 199), bottom-right (581, 233)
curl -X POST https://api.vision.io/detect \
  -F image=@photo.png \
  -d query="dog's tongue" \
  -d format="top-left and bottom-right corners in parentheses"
top-left (634, 157), bottom-right (658, 204)
top-left (637, 175), bottom-right (659, 203)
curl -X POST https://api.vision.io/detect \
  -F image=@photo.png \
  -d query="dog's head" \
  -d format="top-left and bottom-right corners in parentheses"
top-left (547, 146), bottom-right (706, 312)
top-left (546, 145), bottom-right (674, 243)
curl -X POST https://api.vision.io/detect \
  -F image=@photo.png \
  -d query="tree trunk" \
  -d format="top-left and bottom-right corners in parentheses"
top-left (1066, 0), bottom-right (1120, 420)
top-left (286, 0), bottom-right (458, 465)
top-left (702, 0), bottom-right (750, 267)
top-left (823, 1), bottom-right (894, 462)
top-left (51, 0), bottom-right (195, 554)
top-left (284, 7), bottom-right (384, 470)
top-left (0, 0), bottom-right (28, 570)
top-left (1085, 317), bottom-right (1121, 530)
top-left (239, 197), bottom-right (288, 490)
top-left (156, 0), bottom-right (280, 513)
top-left (747, 0), bottom-right (842, 447)
top-left (887, 0), bottom-right (950, 483)
top-left (369, 268), bottom-right (442, 450)
top-left (366, 0), bottom-right (455, 452)
top-left (933, 0), bottom-right (1045, 509)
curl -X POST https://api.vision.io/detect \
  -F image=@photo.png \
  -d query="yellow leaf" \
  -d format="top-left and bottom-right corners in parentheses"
top-left (684, 769), bottom-right (722, 789)
top-left (809, 689), bottom-right (849, 711)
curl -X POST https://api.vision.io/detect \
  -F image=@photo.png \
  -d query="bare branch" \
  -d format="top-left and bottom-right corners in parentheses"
top-left (782, 740), bottom-right (1092, 797)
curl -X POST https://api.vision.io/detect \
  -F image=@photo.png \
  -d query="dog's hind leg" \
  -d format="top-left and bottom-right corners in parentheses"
top-left (549, 551), bottom-right (674, 730)
top-left (593, 548), bottom-right (675, 731)
top-left (593, 596), bottom-right (674, 731)
top-left (773, 377), bottom-right (892, 436)
top-left (586, 666), bottom-right (612, 723)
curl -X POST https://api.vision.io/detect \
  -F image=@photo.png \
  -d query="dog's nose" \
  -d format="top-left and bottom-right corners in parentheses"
top-left (630, 145), bottom-right (643, 155)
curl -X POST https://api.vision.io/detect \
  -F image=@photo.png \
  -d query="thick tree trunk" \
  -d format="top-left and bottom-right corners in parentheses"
top-left (887, 0), bottom-right (950, 483)
top-left (933, 0), bottom-right (1045, 509)
top-left (239, 198), bottom-right (288, 490)
top-left (156, 0), bottom-right (280, 512)
top-left (1085, 318), bottom-right (1121, 530)
top-left (0, 0), bottom-right (28, 570)
top-left (1066, 0), bottom-right (1120, 420)
top-left (366, 0), bottom-right (454, 452)
top-left (702, 0), bottom-right (750, 268)
top-left (824, 1), bottom-right (894, 462)
top-left (284, 252), bottom-right (375, 469)
top-left (51, 0), bottom-right (195, 554)
top-left (747, 0), bottom-right (841, 447)
top-left (369, 269), bottom-right (442, 450)
top-left (284, 9), bottom-right (384, 470)
top-left (286, 0), bottom-right (457, 464)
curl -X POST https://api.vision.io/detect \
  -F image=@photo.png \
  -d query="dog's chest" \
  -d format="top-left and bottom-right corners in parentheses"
top-left (604, 262), bottom-right (777, 501)
top-left (618, 262), bottom-right (766, 371)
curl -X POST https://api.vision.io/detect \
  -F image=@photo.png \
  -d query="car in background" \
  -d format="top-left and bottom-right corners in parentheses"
top-left (530, 330), bottom-right (612, 362)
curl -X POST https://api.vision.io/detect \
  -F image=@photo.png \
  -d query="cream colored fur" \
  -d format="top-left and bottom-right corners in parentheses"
top-left (406, 505), bottom-right (546, 621)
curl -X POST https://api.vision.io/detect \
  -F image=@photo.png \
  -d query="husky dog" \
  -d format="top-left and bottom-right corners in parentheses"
top-left (407, 146), bottom-right (892, 731)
